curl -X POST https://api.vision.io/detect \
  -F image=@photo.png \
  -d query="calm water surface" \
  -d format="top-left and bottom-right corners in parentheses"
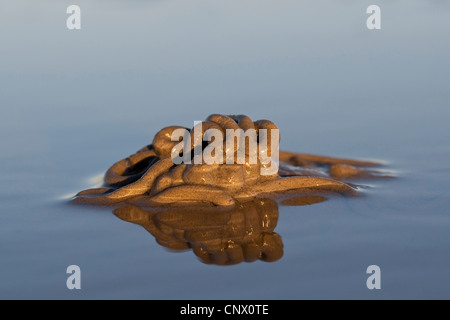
top-left (1, 1), bottom-right (449, 299)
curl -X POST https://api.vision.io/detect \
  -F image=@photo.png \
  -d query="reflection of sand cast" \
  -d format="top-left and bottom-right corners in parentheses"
top-left (74, 114), bottom-right (388, 207)
top-left (113, 199), bottom-right (294, 265)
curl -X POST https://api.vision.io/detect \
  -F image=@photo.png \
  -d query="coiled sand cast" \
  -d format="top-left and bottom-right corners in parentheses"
top-left (74, 114), bottom-right (386, 208)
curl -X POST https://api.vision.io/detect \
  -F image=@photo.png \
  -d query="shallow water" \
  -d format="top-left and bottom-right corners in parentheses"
top-left (1, 0), bottom-right (449, 299)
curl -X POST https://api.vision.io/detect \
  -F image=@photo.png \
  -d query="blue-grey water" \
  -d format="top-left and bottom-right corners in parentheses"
top-left (1, 0), bottom-right (449, 299)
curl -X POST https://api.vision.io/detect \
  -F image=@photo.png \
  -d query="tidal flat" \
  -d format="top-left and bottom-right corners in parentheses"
top-left (0, 1), bottom-right (449, 299)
